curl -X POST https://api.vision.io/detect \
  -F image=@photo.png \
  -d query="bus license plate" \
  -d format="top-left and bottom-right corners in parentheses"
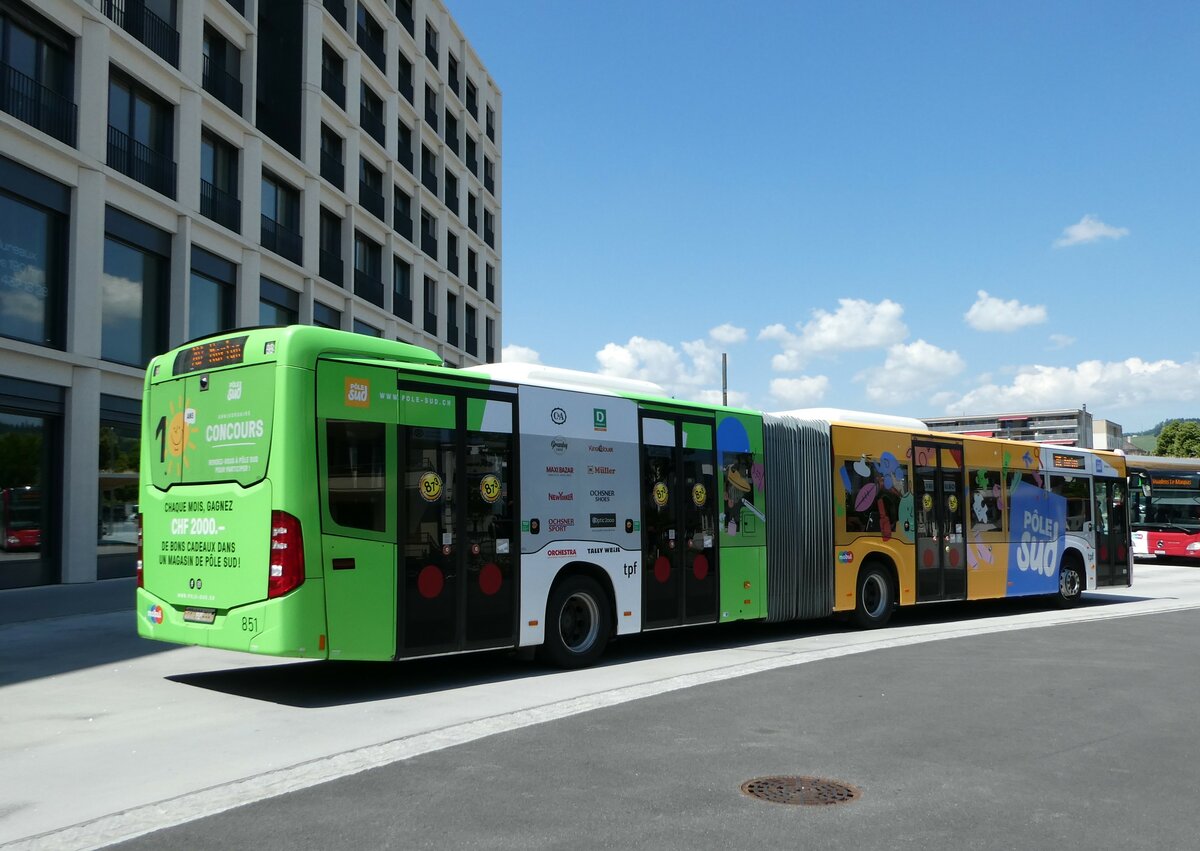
top-left (183, 608), bottom-right (216, 624)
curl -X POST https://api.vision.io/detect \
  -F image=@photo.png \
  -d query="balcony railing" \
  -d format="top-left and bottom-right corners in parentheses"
top-left (319, 250), bottom-right (343, 286)
top-left (359, 182), bottom-right (385, 221)
top-left (446, 322), bottom-right (459, 347)
top-left (99, 0), bottom-right (180, 67)
top-left (355, 270), bottom-right (384, 308)
top-left (393, 295), bottom-right (412, 323)
top-left (321, 150), bottom-right (344, 190)
top-left (200, 179), bottom-right (240, 232)
top-left (107, 125), bottom-right (175, 198)
top-left (423, 311), bottom-right (437, 335)
top-left (358, 26), bottom-right (386, 72)
top-left (322, 67), bottom-right (345, 109)
top-left (0, 63), bottom-right (77, 147)
top-left (394, 208), bottom-right (412, 241)
top-left (202, 55), bottom-right (242, 114)
top-left (361, 110), bottom-right (385, 147)
top-left (323, 0), bottom-right (347, 28)
top-left (260, 215), bottom-right (303, 265)
top-left (421, 232), bottom-right (437, 260)
top-left (465, 333), bottom-right (477, 357)
top-left (421, 167), bottom-right (437, 196)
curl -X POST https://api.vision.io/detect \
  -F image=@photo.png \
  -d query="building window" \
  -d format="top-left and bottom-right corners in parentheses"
top-left (356, 4), bottom-right (385, 72)
top-left (393, 185), bottom-right (412, 241)
top-left (102, 209), bottom-right (169, 367)
top-left (465, 304), bottom-right (477, 357)
top-left (483, 207), bottom-right (494, 249)
top-left (189, 246), bottom-right (235, 340)
top-left (359, 156), bottom-right (385, 220)
top-left (423, 275), bottom-right (437, 334)
top-left (424, 20), bottom-right (438, 68)
top-left (360, 81), bottom-right (385, 146)
top-left (107, 71), bottom-right (175, 199)
top-left (259, 277), bottom-right (298, 325)
top-left (321, 42), bottom-right (345, 109)
top-left (319, 207), bottom-right (343, 286)
top-left (396, 0), bottom-right (414, 36)
top-left (323, 0), bottom-right (347, 28)
top-left (446, 230), bottom-right (458, 278)
top-left (313, 300), bottom-right (341, 329)
top-left (424, 82), bottom-right (437, 130)
top-left (483, 155), bottom-right (495, 195)
top-left (485, 316), bottom-right (495, 362)
top-left (467, 192), bottom-right (478, 233)
top-left (397, 50), bottom-right (413, 103)
top-left (465, 133), bottom-right (477, 175)
top-left (467, 247), bottom-right (478, 289)
top-left (260, 172), bottom-right (302, 265)
top-left (397, 118), bottom-right (414, 172)
top-left (444, 110), bottom-right (459, 157)
top-left (354, 230), bottom-right (383, 307)
top-left (447, 52), bottom-right (460, 97)
top-left (421, 144), bottom-right (438, 195)
top-left (0, 5), bottom-right (77, 146)
top-left (486, 104), bottom-right (495, 142)
top-left (446, 291), bottom-right (458, 346)
top-left (0, 378), bottom-right (62, 589)
top-left (420, 210), bottom-right (437, 261)
top-left (100, 0), bottom-right (179, 67)
top-left (0, 158), bottom-right (69, 349)
top-left (485, 262), bottom-right (494, 302)
top-left (465, 78), bottom-right (477, 119)
top-left (200, 130), bottom-right (240, 232)
top-left (392, 256), bottom-right (412, 322)
top-left (201, 24), bottom-right (242, 114)
top-left (319, 122), bottom-right (344, 190)
top-left (354, 318), bottom-right (381, 337)
top-left (444, 169), bottom-right (458, 215)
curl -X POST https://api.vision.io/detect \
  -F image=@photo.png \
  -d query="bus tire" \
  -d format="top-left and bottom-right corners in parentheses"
top-left (1056, 553), bottom-right (1083, 608)
top-left (539, 575), bottom-right (612, 668)
top-left (854, 562), bottom-right (893, 629)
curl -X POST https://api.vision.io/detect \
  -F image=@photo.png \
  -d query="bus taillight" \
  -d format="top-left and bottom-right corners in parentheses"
top-left (268, 511), bottom-right (305, 598)
top-left (136, 514), bottom-right (143, 588)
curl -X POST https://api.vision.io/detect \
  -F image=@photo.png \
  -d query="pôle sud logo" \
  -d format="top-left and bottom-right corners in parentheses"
top-left (345, 377), bottom-right (370, 407)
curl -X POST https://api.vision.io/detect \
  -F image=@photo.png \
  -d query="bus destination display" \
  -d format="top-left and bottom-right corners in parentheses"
top-left (1051, 453), bottom-right (1085, 470)
top-left (173, 336), bottom-right (249, 375)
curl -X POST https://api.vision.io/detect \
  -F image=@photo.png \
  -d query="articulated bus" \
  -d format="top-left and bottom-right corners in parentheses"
top-left (136, 327), bottom-right (1131, 667)
top-left (1127, 455), bottom-right (1200, 561)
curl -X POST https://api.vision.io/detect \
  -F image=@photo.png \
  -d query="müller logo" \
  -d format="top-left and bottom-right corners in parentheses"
top-left (588, 465), bottom-right (616, 475)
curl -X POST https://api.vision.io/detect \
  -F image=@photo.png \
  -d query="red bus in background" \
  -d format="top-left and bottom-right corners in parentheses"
top-left (1127, 456), bottom-right (1200, 561)
top-left (1, 486), bottom-right (41, 551)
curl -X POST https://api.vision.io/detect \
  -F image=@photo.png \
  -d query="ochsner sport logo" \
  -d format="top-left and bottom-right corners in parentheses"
top-left (345, 377), bottom-right (370, 407)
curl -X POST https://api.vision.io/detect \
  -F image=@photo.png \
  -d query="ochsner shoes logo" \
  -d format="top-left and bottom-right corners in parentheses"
top-left (345, 377), bottom-right (370, 407)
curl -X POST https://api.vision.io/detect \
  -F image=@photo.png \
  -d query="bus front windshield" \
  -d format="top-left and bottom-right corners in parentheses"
top-left (1131, 473), bottom-right (1200, 532)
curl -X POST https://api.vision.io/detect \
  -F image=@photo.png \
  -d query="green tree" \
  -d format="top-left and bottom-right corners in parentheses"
top-left (1155, 420), bottom-right (1200, 458)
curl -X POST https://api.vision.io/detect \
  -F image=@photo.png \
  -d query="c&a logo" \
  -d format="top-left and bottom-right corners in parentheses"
top-left (345, 377), bottom-right (370, 407)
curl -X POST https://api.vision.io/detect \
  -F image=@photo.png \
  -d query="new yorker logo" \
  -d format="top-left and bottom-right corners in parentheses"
top-left (345, 377), bottom-right (370, 407)
top-left (548, 491), bottom-right (574, 501)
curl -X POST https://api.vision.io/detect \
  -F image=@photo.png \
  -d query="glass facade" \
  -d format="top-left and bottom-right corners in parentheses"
top-left (101, 236), bottom-right (167, 366)
top-left (0, 190), bottom-right (65, 347)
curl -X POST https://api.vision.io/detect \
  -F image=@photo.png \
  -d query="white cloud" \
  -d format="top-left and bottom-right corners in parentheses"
top-left (943, 357), bottom-right (1200, 414)
top-left (769, 375), bottom-right (830, 406)
top-left (501, 344), bottom-right (542, 364)
top-left (1053, 214), bottom-right (1129, 248)
top-left (709, 323), bottom-right (747, 345)
top-left (1048, 333), bottom-right (1075, 349)
top-left (861, 340), bottom-right (965, 405)
top-left (596, 335), bottom-right (723, 399)
top-left (964, 290), bottom-right (1047, 332)
top-left (758, 298), bottom-right (908, 371)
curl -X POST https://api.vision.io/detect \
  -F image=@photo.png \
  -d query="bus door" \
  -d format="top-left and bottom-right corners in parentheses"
top-left (1093, 477), bottom-right (1130, 586)
top-left (640, 413), bottom-right (719, 628)
top-left (913, 440), bottom-right (967, 602)
top-left (398, 384), bottom-right (518, 658)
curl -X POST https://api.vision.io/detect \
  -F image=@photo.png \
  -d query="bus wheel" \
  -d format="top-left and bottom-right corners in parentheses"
top-left (1056, 557), bottom-right (1083, 608)
top-left (854, 563), bottom-right (893, 629)
top-left (539, 575), bottom-right (611, 668)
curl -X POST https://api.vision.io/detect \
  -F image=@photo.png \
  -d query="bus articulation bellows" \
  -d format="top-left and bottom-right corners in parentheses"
top-left (137, 327), bottom-right (1132, 667)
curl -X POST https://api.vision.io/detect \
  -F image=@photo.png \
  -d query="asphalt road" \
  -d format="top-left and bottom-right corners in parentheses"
top-left (3, 563), bottom-right (1199, 850)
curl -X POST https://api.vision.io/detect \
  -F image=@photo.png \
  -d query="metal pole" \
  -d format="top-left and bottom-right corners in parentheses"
top-left (722, 353), bottom-right (727, 406)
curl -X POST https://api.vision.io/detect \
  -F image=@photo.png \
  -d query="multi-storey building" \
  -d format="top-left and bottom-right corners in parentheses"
top-left (923, 408), bottom-right (1097, 448)
top-left (0, 0), bottom-right (501, 590)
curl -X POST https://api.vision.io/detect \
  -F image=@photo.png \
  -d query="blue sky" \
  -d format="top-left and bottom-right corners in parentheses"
top-left (450, 1), bottom-right (1199, 432)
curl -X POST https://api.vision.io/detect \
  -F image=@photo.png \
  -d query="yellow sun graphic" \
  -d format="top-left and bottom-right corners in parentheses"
top-left (166, 396), bottom-right (197, 476)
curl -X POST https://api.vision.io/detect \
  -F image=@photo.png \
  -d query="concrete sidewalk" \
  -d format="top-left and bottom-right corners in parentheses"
top-left (0, 577), bottom-right (136, 626)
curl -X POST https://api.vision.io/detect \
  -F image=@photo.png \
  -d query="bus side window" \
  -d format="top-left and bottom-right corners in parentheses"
top-left (325, 420), bottom-right (387, 532)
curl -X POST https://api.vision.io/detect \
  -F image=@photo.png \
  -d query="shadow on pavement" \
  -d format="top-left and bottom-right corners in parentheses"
top-left (165, 590), bottom-right (1153, 709)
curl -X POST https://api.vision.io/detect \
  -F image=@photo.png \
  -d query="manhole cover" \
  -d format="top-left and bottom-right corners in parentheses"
top-left (740, 776), bottom-right (862, 806)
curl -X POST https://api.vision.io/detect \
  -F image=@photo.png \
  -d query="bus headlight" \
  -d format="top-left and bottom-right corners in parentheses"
top-left (1186, 543), bottom-right (1200, 552)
